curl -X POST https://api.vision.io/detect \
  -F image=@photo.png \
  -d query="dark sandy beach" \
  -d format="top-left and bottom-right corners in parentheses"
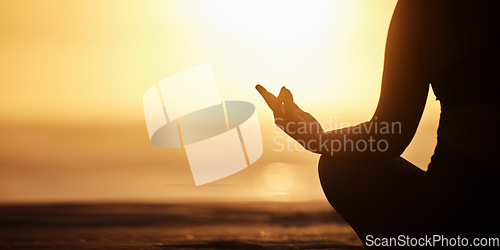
top-left (0, 201), bottom-right (363, 249)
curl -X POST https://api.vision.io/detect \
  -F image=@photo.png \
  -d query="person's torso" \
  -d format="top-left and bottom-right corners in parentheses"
top-left (418, 1), bottom-right (500, 167)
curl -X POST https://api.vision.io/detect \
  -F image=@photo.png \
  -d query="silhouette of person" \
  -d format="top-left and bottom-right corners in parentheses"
top-left (257, 0), bottom-right (500, 246)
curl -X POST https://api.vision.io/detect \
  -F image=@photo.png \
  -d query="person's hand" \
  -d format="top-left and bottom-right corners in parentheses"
top-left (256, 84), bottom-right (325, 153)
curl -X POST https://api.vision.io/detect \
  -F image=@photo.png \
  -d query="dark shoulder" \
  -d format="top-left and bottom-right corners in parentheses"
top-left (416, 0), bottom-right (500, 75)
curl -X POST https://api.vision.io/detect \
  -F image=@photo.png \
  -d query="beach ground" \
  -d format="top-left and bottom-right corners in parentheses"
top-left (0, 201), bottom-right (364, 249)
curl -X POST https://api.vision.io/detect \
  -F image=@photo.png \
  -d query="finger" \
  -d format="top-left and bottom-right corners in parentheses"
top-left (256, 84), bottom-right (284, 118)
top-left (277, 86), bottom-right (289, 115)
top-left (283, 87), bottom-right (294, 102)
top-left (277, 86), bottom-right (286, 104)
top-left (282, 87), bottom-right (295, 119)
top-left (280, 87), bottom-right (303, 136)
top-left (275, 86), bottom-right (293, 114)
top-left (255, 84), bottom-right (278, 111)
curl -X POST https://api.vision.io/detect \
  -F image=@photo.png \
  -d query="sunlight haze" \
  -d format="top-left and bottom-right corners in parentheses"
top-left (0, 0), bottom-right (440, 203)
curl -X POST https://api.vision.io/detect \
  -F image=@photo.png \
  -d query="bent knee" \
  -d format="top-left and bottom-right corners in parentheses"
top-left (318, 155), bottom-right (360, 197)
top-left (318, 155), bottom-right (370, 224)
top-left (318, 155), bottom-right (363, 184)
top-left (318, 155), bottom-right (385, 201)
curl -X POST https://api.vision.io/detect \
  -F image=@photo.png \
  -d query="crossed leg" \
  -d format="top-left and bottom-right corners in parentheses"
top-left (318, 155), bottom-right (425, 244)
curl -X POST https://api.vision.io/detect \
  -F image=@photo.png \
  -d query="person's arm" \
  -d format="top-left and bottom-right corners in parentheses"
top-left (324, 0), bottom-right (428, 158)
top-left (257, 0), bottom-right (428, 159)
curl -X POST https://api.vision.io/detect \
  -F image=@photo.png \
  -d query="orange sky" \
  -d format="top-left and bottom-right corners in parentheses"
top-left (0, 0), bottom-right (441, 203)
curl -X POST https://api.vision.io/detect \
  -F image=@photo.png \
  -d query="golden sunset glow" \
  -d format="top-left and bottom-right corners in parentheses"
top-left (0, 0), bottom-right (440, 203)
